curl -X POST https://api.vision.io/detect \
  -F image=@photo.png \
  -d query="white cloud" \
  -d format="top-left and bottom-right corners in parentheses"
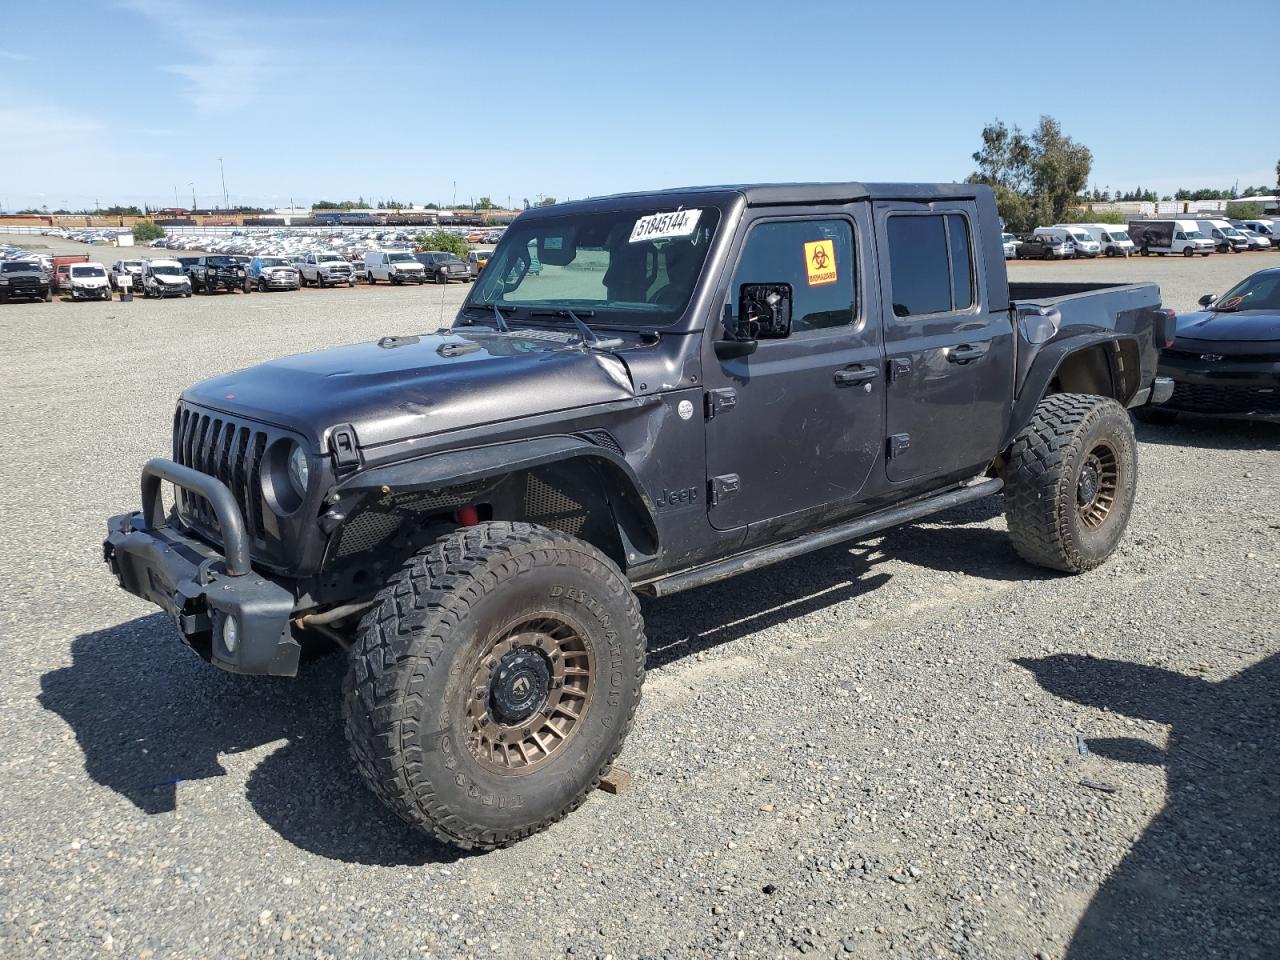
top-left (119, 0), bottom-right (294, 112)
top-left (0, 50), bottom-right (36, 61)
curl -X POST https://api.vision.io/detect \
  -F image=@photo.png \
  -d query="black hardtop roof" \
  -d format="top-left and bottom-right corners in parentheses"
top-left (523, 182), bottom-right (988, 216)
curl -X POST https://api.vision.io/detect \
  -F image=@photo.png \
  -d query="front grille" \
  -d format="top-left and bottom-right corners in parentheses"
top-left (172, 403), bottom-right (272, 554)
top-left (1168, 383), bottom-right (1280, 414)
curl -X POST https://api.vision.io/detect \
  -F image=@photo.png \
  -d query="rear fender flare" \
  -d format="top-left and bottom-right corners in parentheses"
top-left (334, 436), bottom-right (659, 565)
top-left (1004, 333), bottom-right (1141, 449)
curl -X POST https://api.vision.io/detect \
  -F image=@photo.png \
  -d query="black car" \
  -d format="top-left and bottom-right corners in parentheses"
top-left (0, 259), bottom-right (52, 302)
top-left (1014, 235), bottom-right (1071, 260)
top-left (1142, 268), bottom-right (1280, 422)
top-left (414, 250), bottom-right (471, 283)
top-left (101, 180), bottom-right (1172, 851)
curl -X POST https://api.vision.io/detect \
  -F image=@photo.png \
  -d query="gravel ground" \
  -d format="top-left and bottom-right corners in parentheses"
top-left (1, 237), bottom-right (1277, 959)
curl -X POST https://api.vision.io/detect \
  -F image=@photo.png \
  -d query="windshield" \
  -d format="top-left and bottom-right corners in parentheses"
top-left (259, 257), bottom-right (290, 267)
top-left (206, 256), bottom-right (235, 266)
top-left (1069, 232), bottom-right (1092, 243)
top-left (1185, 230), bottom-right (1206, 240)
top-left (388, 252), bottom-right (416, 263)
top-left (1, 261), bottom-right (38, 272)
top-left (121, 261), bottom-right (142, 269)
top-left (152, 264), bottom-right (182, 275)
top-left (72, 265), bottom-right (105, 277)
top-left (318, 254), bottom-right (344, 263)
top-left (1221, 228), bottom-right (1243, 238)
top-left (1108, 231), bottom-right (1130, 242)
top-left (1215, 273), bottom-right (1280, 312)
top-left (469, 206), bottom-right (722, 326)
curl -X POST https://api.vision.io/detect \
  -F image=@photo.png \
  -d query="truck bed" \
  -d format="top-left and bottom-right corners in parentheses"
top-left (1008, 280), bottom-right (1165, 409)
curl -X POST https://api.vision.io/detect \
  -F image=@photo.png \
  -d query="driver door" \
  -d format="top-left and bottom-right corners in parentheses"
top-left (702, 207), bottom-right (885, 531)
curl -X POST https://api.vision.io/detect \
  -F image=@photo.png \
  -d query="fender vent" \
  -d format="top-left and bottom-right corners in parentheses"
top-left (580, 429), bottom-right (624, 458)
top-left (332, 483), bottom-right (485, 559)
top-left (525, 475), bottom-right (586, 536)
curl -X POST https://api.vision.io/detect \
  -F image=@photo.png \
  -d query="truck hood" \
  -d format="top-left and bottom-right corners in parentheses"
top-left (182, 328), bottom-right (640, 448)
top-left (1174, 309), bottom-right (1280, 343)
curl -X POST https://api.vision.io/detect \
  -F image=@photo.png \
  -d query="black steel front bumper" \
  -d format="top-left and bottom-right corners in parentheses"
top-left (103, 459), bottom-right (302, 675)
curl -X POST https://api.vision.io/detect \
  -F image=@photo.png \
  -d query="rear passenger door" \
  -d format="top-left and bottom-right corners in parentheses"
top-left (874, 202), bottom-right (1014, 483)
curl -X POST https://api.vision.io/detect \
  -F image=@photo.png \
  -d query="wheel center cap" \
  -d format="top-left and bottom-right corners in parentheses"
top-left (490, 648), bottom-right (551, 725)
top-left (1078, 462), bottom-right (1100, 506)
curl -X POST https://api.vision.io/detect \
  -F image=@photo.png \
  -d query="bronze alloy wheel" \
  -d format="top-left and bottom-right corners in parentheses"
top-left (464, 614), bottom-right (594, 775)
top-left (1076, 440), bottom-right (1119, 530)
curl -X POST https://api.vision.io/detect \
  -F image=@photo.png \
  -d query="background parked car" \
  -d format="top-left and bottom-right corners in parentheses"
top-left (467, 250), bottom-right (492, 275)
top-left (1129, 219), bottom-right (1215, 257)
top-left (1039, 226), bottom-right (1100, 258)
top-left (1194, 219), bottom-right (1249, 254)
top-left (110, 259), bottom-right (145, 290)
top-left (248, 256), bottom-right (300, 292)
top-left (1015, 235), bottom-right (1072, 260)
top-left (65, 262), bottom-right (112, 300)
top-left (0, 259), bottom-right (52, 302)
top-left (1079, 224), bottom-right (1135, 257)
top-left (1001, 233), bottom-right (1018, 259)
top-left (298, 252), bottom-right (354, 287)
top-left (1139, 267), bottom-right (1280, 424)
top-left (1239, 229), bottom-right (1273, 251)
top-left (414, 250), bottom-right (471, 283)
top-left (140, 259), bottom-right (192, 298)
top-left (191, 255), bottom-right (251, 294)
top-left (365, 250), bottom-right (427, 284)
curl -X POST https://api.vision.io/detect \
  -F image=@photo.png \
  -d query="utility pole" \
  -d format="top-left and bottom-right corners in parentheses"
top-left (190, 182), bottom-right (196, 211)
top-left (452, 181), bottom-right (457, 208)
top-left (218, 157), bottom-right (228, 210)
top-left (173, 185), bottom-right (179, 209)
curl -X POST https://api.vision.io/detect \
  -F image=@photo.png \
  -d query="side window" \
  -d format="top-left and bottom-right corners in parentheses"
top-left (886, 213), bottom-right (975, 318)
top-left (729, 218), bottom-right (855, 335)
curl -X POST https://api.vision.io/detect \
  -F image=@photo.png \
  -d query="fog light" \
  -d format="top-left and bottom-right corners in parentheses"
top-left (222, 614), bottom-right (240, 654)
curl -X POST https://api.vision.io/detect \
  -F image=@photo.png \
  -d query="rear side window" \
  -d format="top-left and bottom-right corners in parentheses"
top-left (729, 218), bottom-right (856, 334)
top-left (886, 213), bottom-right (975, 317)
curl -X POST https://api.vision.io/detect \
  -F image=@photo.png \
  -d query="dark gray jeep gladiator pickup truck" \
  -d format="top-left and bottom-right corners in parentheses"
top-left (103, 182), bottom-right (1176, 850)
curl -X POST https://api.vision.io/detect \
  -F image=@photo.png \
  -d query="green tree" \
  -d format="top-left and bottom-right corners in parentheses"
top-left (415, 229), bottom-right (469, 259)
top-left (537, 197), bottom-right (558, 207)
top-left (131, 220), bottom-right (165, 242)
top-left (1226, 202), bottom-right (1264, 220)
top-left (967, 116), bottom-right (1091, 231)
top-left (476, 196), bottom-right (496, 210)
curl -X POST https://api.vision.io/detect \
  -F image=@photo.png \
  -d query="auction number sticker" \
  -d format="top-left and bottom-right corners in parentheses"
top-left (630, 209), bottom-right (702, 243)
top-left (804, 239), bottom-right (837, 286)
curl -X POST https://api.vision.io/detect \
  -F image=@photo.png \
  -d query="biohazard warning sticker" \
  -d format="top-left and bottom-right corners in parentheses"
top-left (804, 239), bottom-right (837, 286)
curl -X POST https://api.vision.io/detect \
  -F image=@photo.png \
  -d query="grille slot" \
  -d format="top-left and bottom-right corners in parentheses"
top-left (1169, 383), bottom-right (1280, 414)
top-left (172, 403), bottom-right (272, 550)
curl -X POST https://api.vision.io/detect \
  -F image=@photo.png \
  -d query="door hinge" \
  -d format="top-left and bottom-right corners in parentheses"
top-left (708, 474), bottom-right (741, 505)
top-left (888, 357), bottom-right (913, 382)
top-left (887, 433), bottom-right (911, 459)
top-left (705, 387), bottom-right (737, 420)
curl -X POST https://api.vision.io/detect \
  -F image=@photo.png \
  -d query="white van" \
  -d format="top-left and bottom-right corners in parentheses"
top-left (1079, 224), bottom-right (1135, 257)
top-left (1128, 219), bottom-right (1215, 257)
top-left (1194, 219), bottom-right (1249, 254)
top-left (1037, 225), bottom-right (1101, 258)
top-left (1238, 220), bottom-right (1278, 248)
top-left (364, 250), bottom-right (427, 285)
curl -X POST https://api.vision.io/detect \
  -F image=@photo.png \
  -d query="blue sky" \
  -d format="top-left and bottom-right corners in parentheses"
top-left (1, 0), bottom-right (1276, 211)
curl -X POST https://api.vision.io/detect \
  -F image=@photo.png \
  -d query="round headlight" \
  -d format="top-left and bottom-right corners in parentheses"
top-left (288, 444), bottom-right (310, 496)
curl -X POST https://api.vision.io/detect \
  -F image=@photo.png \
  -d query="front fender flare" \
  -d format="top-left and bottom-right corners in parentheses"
top-left (335, 435), bottom-right (659, 561)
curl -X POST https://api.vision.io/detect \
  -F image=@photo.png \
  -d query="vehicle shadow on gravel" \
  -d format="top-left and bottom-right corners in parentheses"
top-left (39, 615), bottom-right (464, 866)
top-left (1134, 417), bottom-right (1280, 450)
top-left (1017, 652), bottom-right (1279, 959)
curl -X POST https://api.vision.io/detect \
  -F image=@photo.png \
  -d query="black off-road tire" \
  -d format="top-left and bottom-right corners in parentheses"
top-left (1003, 393), bottom-right (1138, 574)
top-left (343, 521), bottom-right (646, 851)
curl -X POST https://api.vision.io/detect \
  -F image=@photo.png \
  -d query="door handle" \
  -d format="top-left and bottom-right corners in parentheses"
top-left (947, 342), bottom-right (991, 363)
top-left (834, 365), bottom-right (878, 386)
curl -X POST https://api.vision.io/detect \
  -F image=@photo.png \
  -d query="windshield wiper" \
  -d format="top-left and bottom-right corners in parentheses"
top-left (529, 308), bottom-right (623, 349)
